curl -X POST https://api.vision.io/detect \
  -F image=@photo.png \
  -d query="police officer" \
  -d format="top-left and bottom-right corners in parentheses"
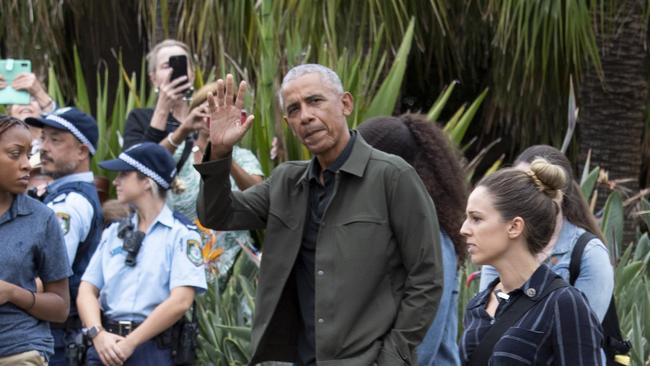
top-left (25, 107), bottom-right (104, 366)
top-left (77, 142), bottom-right (207, 366)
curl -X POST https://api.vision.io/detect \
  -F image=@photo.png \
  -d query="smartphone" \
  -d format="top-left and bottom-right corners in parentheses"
top-left (168, 55), bottom-right (192, 100)
top-left (0, 59), bottom-right (31, 105)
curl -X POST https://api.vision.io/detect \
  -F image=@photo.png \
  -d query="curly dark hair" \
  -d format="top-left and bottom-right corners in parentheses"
top-left (358, 113), bottom-right (468, 262)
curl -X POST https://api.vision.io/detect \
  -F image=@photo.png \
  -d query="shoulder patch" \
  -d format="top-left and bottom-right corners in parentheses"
top-left (186, 239), bottom-right (203, 267)
top-left (56, 212), bottom-right (71, 234)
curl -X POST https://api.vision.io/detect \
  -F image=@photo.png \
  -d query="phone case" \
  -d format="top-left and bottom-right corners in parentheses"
top-left (169, 55), bottom-right (188, 82)
top-left (0, 59), bottom-right (31, 105)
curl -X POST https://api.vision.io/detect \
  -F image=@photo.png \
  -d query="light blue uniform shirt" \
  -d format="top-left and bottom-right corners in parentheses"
top-left (46, 172), bottom-right (95, 263)
top-left (82, 205), bottom-right (207, 322)
top-left (479, 219), bottom-right (614, 321)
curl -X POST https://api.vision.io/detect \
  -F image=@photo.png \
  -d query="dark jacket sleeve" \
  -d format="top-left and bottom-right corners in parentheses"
top-left (377, 166), bottom-right (443, 365)
top-left (123, 108), bottom-right (167, 149)
top-left (195, 144), bottom-right (270, 231)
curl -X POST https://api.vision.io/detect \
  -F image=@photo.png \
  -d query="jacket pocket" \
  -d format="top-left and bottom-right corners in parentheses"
top-left (492, 327), bottom-right (546, 364)
top-left (333, 215), bottom-right (389, 260)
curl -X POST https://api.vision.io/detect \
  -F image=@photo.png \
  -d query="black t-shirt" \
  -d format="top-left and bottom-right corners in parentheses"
top-left (123, 108), bottom-right (182, 149)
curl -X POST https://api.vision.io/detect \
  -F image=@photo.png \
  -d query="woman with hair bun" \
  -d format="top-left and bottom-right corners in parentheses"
top-left (460, 158), bottom-right (604, 365)
top-left (479, 145), bottom-right (613, 322)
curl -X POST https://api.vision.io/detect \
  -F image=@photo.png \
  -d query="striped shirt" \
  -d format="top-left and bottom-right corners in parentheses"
top-left (461, 264), bottom-right (604, 365)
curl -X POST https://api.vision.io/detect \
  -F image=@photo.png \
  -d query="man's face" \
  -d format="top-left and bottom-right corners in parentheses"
top-left (40, 126), bottom-right (85, 178)
top-left (281, 73), bottom-right (353, 161)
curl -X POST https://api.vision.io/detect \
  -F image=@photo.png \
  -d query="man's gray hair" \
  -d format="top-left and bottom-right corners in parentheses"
top-left (278, 64), bottom-right (344, 110)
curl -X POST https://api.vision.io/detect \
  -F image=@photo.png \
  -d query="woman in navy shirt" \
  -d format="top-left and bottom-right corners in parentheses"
top-left (0, 115), bottom-right (71, 365)
top-left (460, 158), bottom-right (603, 365)
top-left (479, 145), bottom-right (613, 321)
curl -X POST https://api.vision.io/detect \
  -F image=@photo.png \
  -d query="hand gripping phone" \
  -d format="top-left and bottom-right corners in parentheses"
top-left (0, 59), bottom-right (31, 105)
top-left (168, 55), bottom-right (193, 100)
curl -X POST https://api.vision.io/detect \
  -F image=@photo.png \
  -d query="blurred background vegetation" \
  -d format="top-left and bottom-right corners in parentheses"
top-left (2, 0), bottom-right (650, 364)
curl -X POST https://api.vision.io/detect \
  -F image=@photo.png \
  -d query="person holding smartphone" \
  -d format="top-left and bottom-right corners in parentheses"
top-left (0, 72), bottom-right (57, 121)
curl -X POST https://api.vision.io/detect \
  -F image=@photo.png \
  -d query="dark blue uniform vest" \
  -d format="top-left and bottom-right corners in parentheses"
top-left (43, 180), bottom-right (103, 317)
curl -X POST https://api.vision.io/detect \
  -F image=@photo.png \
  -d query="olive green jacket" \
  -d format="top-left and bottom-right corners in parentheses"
top-left (196, 136), bottom-right (443, 365)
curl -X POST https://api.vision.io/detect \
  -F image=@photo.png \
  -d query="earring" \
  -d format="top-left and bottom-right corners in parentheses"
top-left (154, 87), bottom-right (160, 94)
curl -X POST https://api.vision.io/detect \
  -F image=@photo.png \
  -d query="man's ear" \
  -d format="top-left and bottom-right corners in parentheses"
top-left (77, 143), bottom-right (90, 160)
top-left (507, 217), bottom-right (525, 239)
top-left (341, 92), bottom-right (354, 117)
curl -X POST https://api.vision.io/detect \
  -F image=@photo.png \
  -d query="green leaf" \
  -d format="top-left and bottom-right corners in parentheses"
top-left (72, 45), bottom-right (90, 113)
top-left (601, 191), bottom-right (624, 255)
top-left (427, 80), bottom-right (458, 122)
top-left (634, 233), bottom-right (649, 262)
top-left (362, 18), bottom-right (415, 120)
top-left (448, 88), bottom-right (489, 146)
top-left (580, 167), bottom-right (600, 202)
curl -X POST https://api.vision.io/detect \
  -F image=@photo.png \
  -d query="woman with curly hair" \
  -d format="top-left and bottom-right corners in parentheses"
top-left (359, 113), bottom-right (467, 366)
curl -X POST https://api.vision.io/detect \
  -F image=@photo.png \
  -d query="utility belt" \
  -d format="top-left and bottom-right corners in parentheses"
top-left (101, 314), bottom-right (197, 365)
top-left (101, 317), bottom-right (175, 348)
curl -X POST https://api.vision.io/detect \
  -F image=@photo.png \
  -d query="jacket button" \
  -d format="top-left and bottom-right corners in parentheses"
top-left (318, 318), bottom-right (324, 324)
top-left (317, 270), bottom-right (324, 276)
top-left (526, 288), bottom-right (537, 298)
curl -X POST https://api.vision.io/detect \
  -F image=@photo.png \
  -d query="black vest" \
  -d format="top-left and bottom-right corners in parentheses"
top-left (43, 180), bottom-right (103, 317)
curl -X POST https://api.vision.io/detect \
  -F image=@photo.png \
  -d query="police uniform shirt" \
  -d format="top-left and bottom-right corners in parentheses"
top-left (46, 172), bottom-right (95, 263)
top-left (82, 205), bottom-right (207, 322)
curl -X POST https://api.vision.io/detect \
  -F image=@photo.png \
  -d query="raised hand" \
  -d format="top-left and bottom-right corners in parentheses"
top-left (154, 69), bottom-right (192, 113)
top-left (207, 74), bottom-right (254, 160)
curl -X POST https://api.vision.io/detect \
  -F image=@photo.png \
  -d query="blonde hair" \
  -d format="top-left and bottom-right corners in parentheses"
top-left (146, 39), bottom-right (192, 74)
top-left (189, 82), bottom-right (219, 110)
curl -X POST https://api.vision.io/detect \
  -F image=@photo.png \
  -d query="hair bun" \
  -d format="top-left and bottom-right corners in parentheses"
top-left (527, 158), bottom-right (566, 199)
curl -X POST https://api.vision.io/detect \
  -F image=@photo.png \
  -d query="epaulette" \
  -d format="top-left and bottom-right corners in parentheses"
top-left (173, 211), bottom-right (198, 231)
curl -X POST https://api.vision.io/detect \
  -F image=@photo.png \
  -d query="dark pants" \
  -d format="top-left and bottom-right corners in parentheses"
top-left (86, 340), bottom-right (173, 366)
top-left (50, 328), bottom-right (82, 366)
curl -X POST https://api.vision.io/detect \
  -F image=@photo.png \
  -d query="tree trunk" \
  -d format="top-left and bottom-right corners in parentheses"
top-left (578, 0), bottom-right (647, 244)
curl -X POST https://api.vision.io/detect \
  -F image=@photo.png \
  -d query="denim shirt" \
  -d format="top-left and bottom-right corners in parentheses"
top-left (479, 219), bottom-right (613, 321)
top-left (416, 230), bottom-right (460, 366)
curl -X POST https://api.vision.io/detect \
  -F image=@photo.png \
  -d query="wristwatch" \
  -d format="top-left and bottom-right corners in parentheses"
top-left (83, 325), bottom-right (103, 339)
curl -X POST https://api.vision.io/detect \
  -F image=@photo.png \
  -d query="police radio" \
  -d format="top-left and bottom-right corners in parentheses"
top-left (117, 215), bottom-right (145, 267)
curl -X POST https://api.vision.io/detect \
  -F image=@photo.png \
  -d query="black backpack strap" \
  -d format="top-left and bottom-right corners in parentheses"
top-left (569, 232), bottom-right (598, 285)
top-left (568, 232), bottom-right (631, 363)
top-left (468, 277), bottom-right (568, 366)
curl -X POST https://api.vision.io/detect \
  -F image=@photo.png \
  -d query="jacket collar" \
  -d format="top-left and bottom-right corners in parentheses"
top-left (468, 264), bottom-right (559, 309)
top-left (297, 130), bottom-right (372, 186)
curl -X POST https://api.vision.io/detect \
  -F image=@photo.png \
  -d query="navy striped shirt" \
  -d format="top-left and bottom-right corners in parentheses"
top-left (461, 264), bottom-right (604, 365)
